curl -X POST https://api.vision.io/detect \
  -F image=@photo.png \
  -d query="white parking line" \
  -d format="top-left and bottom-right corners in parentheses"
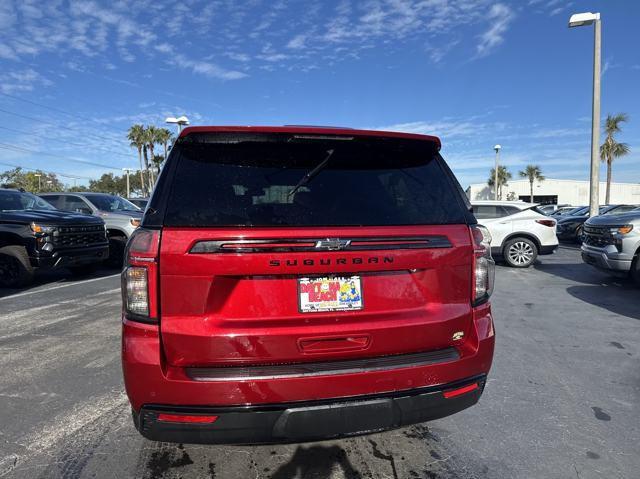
top-left (0, 274), bottom-right (120, 302)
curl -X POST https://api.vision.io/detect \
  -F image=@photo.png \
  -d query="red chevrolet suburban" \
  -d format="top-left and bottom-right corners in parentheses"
top-left (121, 126), bottom-right (495, 444)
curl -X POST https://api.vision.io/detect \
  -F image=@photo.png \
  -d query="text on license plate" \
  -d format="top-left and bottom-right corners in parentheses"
top-left (298, 276), bottom-right (363, 313)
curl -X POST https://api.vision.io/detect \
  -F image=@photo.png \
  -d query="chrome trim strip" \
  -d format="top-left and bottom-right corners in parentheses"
top-left (186, 348), bottom-right (459, 381)
top-left (189, 236), bottom-right (452, 253)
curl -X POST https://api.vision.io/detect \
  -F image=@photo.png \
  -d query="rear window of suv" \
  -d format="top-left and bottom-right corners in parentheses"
top-left (162, 134), bottom-right (468, 227)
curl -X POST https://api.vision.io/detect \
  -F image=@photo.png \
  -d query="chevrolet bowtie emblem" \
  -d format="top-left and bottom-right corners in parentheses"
top-left (315, 238), bottom-right (351, 251)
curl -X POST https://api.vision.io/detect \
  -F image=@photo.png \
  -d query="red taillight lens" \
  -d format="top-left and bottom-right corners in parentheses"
top-left (471, 225), bottom-right (495, 306)
top-left (535, 219), bottom-right (556, 227)
top-left (122, 228), bottom-right (160, 323)
top-left (443, 383), bottom-right (479, 399)
top-left (157, 414), bottom-right (218, 424)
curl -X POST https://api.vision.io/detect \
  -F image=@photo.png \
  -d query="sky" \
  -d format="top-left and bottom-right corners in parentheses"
top-left (0, 0), bottom-right (639, 189)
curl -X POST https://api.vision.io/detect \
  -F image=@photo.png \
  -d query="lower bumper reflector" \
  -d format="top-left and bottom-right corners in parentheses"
top-left (443, 383), bottom-right (479, 399)
top-left (157, 413), bottom-right (218, 424)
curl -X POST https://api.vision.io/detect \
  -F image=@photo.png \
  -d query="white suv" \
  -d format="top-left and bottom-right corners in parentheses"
top-left (471, 201), bottom-right (558, 267)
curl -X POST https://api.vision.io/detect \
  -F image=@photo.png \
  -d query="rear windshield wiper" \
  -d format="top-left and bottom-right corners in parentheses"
top-left (288, 149), bottom-right (334, 197)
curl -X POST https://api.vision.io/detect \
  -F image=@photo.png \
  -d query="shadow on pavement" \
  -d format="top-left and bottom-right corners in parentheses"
top-left (270, 445), bottom-right (361, 479)
top-left (567, 284), bottom-right (640, 320)
top-left (0, 265), bottom-right (121, 299)
top-left (533, 261), bottom-right (629, 285)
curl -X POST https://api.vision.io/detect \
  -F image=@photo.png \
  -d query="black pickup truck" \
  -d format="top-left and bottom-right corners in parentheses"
top-left (0, 188), bottom-right (109, 287)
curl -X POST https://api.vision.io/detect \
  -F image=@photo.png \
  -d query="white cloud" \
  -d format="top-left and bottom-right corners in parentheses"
top-left (0, 43), bottom-right (17, 60)
top-left (476, 3), bottom-right (515, 57)
top-left (287, 34), bottom-right (307, 49)
top-left (0, 68), bottom-right (52, 94)
top-left (225, 52), bottom-right (251, 62)
top-left (155, 43), bottom-right (173, 54)
top-left (0, 1), bottom-right (17, 29)
top-left (375, 119), bottom-right (497, 139)
top-left (171, 54), bottom-right (248, 81)
top-left (0, 1), bottom-right (245, 84)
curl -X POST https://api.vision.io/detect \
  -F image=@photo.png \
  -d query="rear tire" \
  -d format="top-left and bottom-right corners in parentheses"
top-left (107, 236), bottom-right (127, 268)
top-left (631, 254), bottom-right (640, 286)
top-left (0, 245), bottom-right (35, 288)
top-left (503, 237), bottom-right (538, 268)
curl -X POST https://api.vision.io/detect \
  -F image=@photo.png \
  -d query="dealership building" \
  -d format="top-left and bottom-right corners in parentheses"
top-left (465, 178), bottom-right (640, 205)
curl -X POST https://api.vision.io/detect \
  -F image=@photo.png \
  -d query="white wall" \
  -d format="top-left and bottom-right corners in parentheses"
top-left (466, 178), bottom-right (640, 205)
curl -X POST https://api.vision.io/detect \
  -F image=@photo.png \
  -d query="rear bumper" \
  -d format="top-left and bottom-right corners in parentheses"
top-left (556, 228), bottom-right (580, 240)
top-left (122, 304), bottom-right (494, 444)
top-left (134, 375), bottom-right (486, 445)
top-left (539, 244), bottom-right (558, 255)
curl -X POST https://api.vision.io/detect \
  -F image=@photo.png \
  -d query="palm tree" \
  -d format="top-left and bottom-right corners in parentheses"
top-left (600, 113), bottom-right (630, 204)
top-left (155, 128), bottom-right (174, 165)
top-left (127, 124), bottom-right (147, 196)
top-left (143, 126), bottom-right (158, 189)
top-left (519, 165), bottom-right (545, 203)
top-left (487, 166), bottom-right (512, 200)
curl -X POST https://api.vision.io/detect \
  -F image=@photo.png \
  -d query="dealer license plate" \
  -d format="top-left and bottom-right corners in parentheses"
top-left (298, 276), bottom-right (363, 313)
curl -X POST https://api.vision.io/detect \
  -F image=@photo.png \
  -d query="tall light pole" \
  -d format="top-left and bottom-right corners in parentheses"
top-left (569, 12), bottom-right (601, 218)
top-left (165, 116), bottom-right (190, 133)
top-left (494, 145), bottom-right (501, 200)
top-left (34, 173), bottom-right (41, 192)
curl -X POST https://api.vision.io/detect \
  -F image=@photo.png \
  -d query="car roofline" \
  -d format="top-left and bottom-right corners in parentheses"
top-left (471, 200), bottom-right (537, 208)
top-left (178, 125), bottom-right (441, 148)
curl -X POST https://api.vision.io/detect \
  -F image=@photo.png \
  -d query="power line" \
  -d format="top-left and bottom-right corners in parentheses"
top-left (0, 124), bottom-right (133, 159)
top-left (0, 91), bottom-right (130, 137)
top-left (0, 107), bottom-right (126, 144)
top-left (0, 142), bottom-right (122, 170)
top-left (0, 159), bottom-right (93, 180)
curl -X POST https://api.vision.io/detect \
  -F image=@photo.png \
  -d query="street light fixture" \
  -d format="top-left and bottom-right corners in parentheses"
top-left (569, 11), bottom-right (601, 218)
top-left (165, 115), bottom-right (190, 133)
top-left (493, 145), bottom-right (501, 201)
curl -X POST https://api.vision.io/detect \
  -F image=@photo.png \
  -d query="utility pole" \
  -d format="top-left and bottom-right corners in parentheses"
top-left (569, 12), bottom-right (601, 218)
top-left (493, 145), bottom-right (501, 200)
top-left (122, 168), bottom-right (133, 198)
top-left (34, 173), bottom-right (41, 192)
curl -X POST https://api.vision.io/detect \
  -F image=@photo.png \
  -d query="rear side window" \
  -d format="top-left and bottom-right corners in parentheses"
top-left (42, 195), bottom-right (62, 208)
top-left (162, 135), bottom-right (469, 227)
top-left (604, 205), bottom-right (636, 215)
top-left (473, 205), bottom-right (509, 219)
top-left (64, 195), bottom-right (91, 213)
top-left (502, 206), bottom-right (521, 216)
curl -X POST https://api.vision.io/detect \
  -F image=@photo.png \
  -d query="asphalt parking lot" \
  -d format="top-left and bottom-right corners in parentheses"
top-left (0, 246), bottom-right (638, 479)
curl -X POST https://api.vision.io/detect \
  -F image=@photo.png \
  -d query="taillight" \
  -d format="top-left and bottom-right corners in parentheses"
top-left (122, 228), bottom-right (160, 323)
top-left (535, 219), bottom-right (556, 227)
top-left (471, 225), bottom-right (495, 306)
